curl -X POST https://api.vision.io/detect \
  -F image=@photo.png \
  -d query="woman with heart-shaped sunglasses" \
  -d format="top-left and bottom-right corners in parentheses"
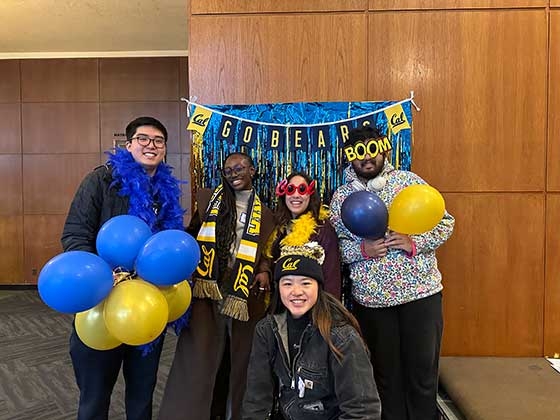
top-left (255, 172), bottom-right (342, 301)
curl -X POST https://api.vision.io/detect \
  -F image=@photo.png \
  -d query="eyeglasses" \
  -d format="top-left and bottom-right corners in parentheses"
top-left (222, 165), bottom-right (247, 177)
top-left (275, 179), bottom-right (316, 196)
top-left (130, 134), bottom-right (166, 149)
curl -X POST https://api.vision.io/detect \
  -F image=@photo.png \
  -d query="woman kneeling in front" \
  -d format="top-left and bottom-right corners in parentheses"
top-left (242, 242), bottom-right (381, 420)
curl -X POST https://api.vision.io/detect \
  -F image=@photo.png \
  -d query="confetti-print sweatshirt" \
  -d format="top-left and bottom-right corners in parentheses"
top-left (329, 162), bottom-right (455, 308)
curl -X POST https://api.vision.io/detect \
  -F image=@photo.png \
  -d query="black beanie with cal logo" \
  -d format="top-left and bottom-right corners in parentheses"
top-left (274, 242), bottom-right (325, 284)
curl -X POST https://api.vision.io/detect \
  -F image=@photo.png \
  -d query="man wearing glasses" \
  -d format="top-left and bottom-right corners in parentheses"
top-left (62, 116), bottom-right (185, 420)
top-left (159, 152), bottom-right (276, 420)
top-left (329, 125), bottom-right (454, 420)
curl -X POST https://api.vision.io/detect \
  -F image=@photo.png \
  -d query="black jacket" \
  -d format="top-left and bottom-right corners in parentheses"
top-left (243, 313), bottom-right (381, 420)
top-left (61, 165), bottom-right (128, 252)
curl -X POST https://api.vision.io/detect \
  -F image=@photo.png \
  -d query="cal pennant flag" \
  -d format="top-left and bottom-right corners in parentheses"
top-left (384, 104), bottom-right (411, 135)
top-left (187, 106), bottom-right (213, 137)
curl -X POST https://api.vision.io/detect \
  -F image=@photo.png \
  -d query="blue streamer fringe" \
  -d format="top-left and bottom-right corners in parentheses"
top-left (190, 101), bottom-right (412, 207)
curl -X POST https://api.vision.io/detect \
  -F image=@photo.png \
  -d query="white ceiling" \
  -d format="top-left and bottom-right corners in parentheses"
top-left (0, 0), bottom-right (188, 58)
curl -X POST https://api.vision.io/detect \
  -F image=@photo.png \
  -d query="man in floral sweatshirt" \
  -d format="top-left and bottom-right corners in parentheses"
top-left (329, 125), bottom-right (454, 420)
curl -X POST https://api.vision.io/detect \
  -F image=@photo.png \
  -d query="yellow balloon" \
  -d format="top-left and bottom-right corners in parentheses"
top-left (104, 279), bottom-right (169, 346)
top-left (159, 281), bottom-right (192, 322)
top-left (75, 301), bottom-right (121, 351)
top-left (388, 184), bottom-right (445, 235)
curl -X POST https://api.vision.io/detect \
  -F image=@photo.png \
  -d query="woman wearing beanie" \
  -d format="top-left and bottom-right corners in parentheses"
top-left (242, 242), bottom-right (381, 420)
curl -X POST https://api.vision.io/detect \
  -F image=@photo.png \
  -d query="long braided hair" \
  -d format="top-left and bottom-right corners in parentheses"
top-left (215, 152), bottom-right (255, 282)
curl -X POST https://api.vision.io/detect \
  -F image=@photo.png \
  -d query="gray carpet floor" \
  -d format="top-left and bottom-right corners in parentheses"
top-left (0, 290), bottom-right (177, 420)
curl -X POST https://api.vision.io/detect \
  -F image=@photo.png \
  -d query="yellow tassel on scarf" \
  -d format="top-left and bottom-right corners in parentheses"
top-left (193, 278), bottom-right (223, 300)
top-left (221, 295), bottom-right (249, 322)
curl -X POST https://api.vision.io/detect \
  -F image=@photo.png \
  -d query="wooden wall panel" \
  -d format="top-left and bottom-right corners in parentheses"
top-left (23, 215), bottom-right (66, 284)
top-left (439, 193), bottom-right (544, 356)
top-left (21, 59), bottom-right (99, 102)
top-left (165, 153), bottom-right (184, 215)
top-left (179, 57), bottom-right (189, 156)
top-left (179, 110), bottom-right (192, 219)
top-left (181, 154), bottom-right (192, 220)
top-left (23, 154), bottom-right (100, 215)
top-left (179, 56), bottom-right (189, 156)
top-left (186, 0), bottom-right (553, 358)
top-left (180, 104), bottom-right (190, 155)
top-left (545, 194), bottom-right (560, 355)
top-left (0, 216), bottom-right (23, 284)
top-left (189, 14), bottom-right (367, 103)
top-left (370, 0), bottom-right (545, 9)
top-left (0, 56), bottom-right (188, 285)
top-left (0, 60), bottom-right (20, 102)
top-left (0, 104), bottom-right (22, 153)
top-left (0, 155), bottom-right (22, 215)
top-left (367, 10), bottom-right (547, 192)
top-left (99, 58), bottom-right (180, 101)
top-left (164, 153), bottom-right (191, 220)
top-left (165, 154), bottom-right (182, 176)
top-left (179, 57), bottom-right (189, 99)
top-left (548, 11), bottom-right (560, 191)
top-left (99, 102), bottom-right (181, 153)
top-left (192, 0), bottom-right (366, 14)
top-left (22, 103), bottom-right (100, 153)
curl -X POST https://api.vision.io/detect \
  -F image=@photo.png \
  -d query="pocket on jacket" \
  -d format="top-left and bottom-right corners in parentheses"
top-left (301, 400), bottom-right (325, 413)
top-left (297, 365), bottom-right (326, 380)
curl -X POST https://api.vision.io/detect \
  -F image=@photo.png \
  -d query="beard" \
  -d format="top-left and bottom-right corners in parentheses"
top-left (352, 158), bottom-right (385, 180)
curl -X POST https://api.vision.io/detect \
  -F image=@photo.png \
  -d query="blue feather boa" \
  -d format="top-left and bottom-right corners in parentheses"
top-left (108, 148), bottom-right (184, 231)
top-left (106, 148), bottom-right (191, 354)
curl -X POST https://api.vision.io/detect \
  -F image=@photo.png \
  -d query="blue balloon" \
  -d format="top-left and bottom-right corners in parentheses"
top-left (135, 230), bottom-right (201, 286)
top-left (38, 251), bottom-right (114, 313)
top-left (341, 190), bottom-right (388, 239)
top-left (96, 215), bottom-right (152, 271)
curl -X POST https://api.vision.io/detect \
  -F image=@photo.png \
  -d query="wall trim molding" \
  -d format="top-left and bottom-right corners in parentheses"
top-left (0, 50), bottom-right (189, 59)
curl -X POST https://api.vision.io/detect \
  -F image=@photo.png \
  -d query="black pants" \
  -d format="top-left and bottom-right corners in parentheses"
top-left (353, 293), bottom-right (443, 420)
top-left (69, 328), bottom-right (164, 420)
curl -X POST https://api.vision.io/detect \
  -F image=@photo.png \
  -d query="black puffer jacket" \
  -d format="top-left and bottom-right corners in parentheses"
top-left (242, 313), bottom-right (381, 420)
top-left (61, 165), bottom-right (128, 252)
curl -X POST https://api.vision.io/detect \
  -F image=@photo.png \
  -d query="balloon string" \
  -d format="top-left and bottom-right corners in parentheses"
top-left (113, 270), bottom-right (134, 286)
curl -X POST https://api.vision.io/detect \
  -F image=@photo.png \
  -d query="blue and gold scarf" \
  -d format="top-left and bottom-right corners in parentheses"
top-left (193, 184), bottom-right (261, 321)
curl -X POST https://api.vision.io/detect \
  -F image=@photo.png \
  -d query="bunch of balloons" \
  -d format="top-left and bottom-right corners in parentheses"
top-left (38, 215), bottom-right (200, 350)
top-left (341, 184), bottom-right (446, 239)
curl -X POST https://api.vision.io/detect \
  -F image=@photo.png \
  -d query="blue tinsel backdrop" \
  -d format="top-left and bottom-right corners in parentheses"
top-left (187, 100), bottom-right (413, 208)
